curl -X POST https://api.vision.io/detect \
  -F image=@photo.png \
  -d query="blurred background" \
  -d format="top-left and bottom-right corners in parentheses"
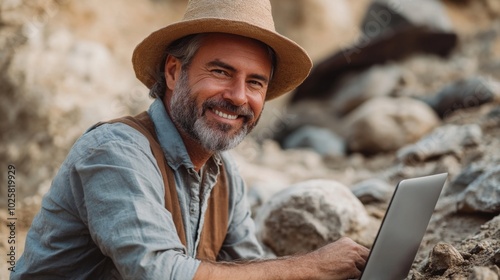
top-left (1, 0), bottom-right (500, 279)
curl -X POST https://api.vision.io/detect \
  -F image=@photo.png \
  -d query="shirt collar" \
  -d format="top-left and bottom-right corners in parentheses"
top-left (147, 98), bottom-right (222, 170)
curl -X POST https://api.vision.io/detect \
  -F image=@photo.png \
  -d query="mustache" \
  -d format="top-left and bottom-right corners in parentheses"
top-left (202, 98), bottom-right (255, 122)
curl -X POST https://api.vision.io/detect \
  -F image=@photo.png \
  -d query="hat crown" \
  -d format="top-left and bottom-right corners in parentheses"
top-left (183, 0), bottom-right (275, 32)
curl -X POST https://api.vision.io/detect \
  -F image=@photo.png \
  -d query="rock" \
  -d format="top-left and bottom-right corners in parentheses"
top-left (397, 124), bottom-right (483, 164)
top-left (290, 0), bottom-right (457, 103)
top-left (330, 64), bottom-right (402, 116)
top-left (254, 179), bottom-right (375, 256)
top-left (482, 0), bottom-right (500, 18)
top-left (493, 249), bottom-right (500, 266)
top-left (270, 0), bottom-right (356, 60)
top-left (1, 0), bottom-right (184, 206)
top-left (2, 28), bottom-right (146, 205)
top-left (282, 125), bottom-right (346, 157)
top-left (468, 266), bottom-right (499, 280)
top-left (482, 106), bottom-right (500, 130)
top-left (458, 166), bottom-right (500, 214)
top-left (246, 182), bottom-right (290, 217)
top-left (416, 215), bottom-right (500, 279)
top-left (351, 178), bottom-right (394, 204)
top-left (470, 241), bottom-right (493, 255)
top-left (426, 243), bottom-right (465, 275)
top-left (421, 77), bottom-right (500, 119)
top-left (368, 0), bottom-right (454, 33)
top-left (343, 97), bottom-right (439, 154)
top-left (447, 163), bottom-right (487, 195)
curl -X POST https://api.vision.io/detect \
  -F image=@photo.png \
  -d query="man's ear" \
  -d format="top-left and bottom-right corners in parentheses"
top-left (165, 55), bottom-right (182, 91)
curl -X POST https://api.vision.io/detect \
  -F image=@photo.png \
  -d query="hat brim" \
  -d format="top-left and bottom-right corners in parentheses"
top-left (132, 18), bottom-right (313, 100)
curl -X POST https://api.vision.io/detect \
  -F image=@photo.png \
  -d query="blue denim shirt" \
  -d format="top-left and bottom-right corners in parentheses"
top-left (12, 99), bottom-right (263, 280)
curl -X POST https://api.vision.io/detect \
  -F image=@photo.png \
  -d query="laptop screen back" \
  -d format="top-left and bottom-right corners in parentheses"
top-left (359, 173), bottom-right (448, 280)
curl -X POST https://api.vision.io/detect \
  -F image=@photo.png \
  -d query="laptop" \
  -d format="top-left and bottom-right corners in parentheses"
top-left (359, 173), bottom-right (448, 280)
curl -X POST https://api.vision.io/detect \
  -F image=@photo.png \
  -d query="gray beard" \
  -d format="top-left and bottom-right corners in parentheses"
top-left (169, 70), bottom-right (260, 152)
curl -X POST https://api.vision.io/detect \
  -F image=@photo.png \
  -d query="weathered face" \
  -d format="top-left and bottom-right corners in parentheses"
top-left (166, 33), bottom-right (272, 152)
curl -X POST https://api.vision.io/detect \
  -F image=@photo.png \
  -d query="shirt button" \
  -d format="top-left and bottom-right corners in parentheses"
top-left (190, 208), bottom-right (195, 214)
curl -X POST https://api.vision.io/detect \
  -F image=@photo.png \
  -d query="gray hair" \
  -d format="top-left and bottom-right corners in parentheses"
top-left (149, 33), bottom-right (277, 99)
top-left (149, 34), bottom-right (206, 99)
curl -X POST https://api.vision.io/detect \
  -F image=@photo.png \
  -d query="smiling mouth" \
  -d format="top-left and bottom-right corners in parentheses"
top-left (213, 109), bottom-right (238, 120)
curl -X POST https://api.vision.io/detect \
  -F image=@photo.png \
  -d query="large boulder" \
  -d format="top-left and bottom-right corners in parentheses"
top-left (254, 179), bottom-right (376, 256)
top-left (342, 97), bottom-right (439, 154)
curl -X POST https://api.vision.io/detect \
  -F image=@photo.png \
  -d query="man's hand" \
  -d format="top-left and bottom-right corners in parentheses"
top-left (308, 237), bottom-right (370, 280)
top-left (194, 237), bottom-right (370, 280)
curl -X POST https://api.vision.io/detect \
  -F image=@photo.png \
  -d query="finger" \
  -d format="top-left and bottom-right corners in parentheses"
top-left (355, 255), bottom-right (367, 271)
top-left (355, 247), bottom-right (370, 270)
top-left (351, 266), bottom-right (363, 279)
top-left (358, 245), bottom-right (370, 260)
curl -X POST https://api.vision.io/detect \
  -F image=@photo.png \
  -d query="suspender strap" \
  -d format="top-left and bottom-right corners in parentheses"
top-left (96, 111), bottom-right (228, 261)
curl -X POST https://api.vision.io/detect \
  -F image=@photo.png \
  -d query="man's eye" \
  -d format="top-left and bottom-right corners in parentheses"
top-left (212, 69), bottom-right (227, 76)
top-left (249, 80), bottom-right (263, 88)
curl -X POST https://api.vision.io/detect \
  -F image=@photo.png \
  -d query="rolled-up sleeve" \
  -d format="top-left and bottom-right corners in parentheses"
top-left (74, 124), bottom-right (200, 279)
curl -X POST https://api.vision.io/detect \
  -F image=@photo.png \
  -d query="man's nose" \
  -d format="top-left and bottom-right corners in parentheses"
top-left (222, 78), bottom-right (248, 106)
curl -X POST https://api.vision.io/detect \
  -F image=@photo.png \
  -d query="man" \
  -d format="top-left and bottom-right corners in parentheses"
top-left (12, 0), bottom-right (369, 279)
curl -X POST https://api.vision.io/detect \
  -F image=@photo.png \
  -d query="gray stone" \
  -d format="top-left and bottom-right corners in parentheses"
top-left (458, 166), bottom-right (500, 214)
top-left (351, 178), bottom-right (394, 204)
top-left (397, 124), bottom-right (483, 164)
top-left (254, 179), bottom-right (375, 256)
top-left (343, 97), bottom-right (439, 154)
top-left (421, 76), bottom-right (500, 119)
top-left (282, 125), bottom-right (346, 157)
top-left (330, 64), bottom-right (402, 116)
top-left (482, 107), bottom-right (500, 130)
top-left (447, 163), bottom-right (487, 195)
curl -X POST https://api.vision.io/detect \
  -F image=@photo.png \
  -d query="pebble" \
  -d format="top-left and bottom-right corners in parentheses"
top-left (426, 242), bottom-right (465, 274)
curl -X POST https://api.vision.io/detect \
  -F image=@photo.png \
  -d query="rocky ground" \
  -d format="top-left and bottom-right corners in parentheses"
top-left (1, 0), bottom-right (499, 279)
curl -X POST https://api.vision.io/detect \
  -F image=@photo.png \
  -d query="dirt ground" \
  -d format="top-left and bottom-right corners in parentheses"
top-left (1, 106), bottom-right (499, 280)
top-left (371, 104), bottom-right (500, 279)
top-left (409, 105), bottom-right (500, 279)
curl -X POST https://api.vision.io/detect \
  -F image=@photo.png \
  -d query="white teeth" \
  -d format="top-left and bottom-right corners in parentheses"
top-left (214, 109), bottom-right (238, 120)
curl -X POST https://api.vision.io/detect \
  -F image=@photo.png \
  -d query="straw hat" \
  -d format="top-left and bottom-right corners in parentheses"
top-left (132, 0), bottom-right (313, 101)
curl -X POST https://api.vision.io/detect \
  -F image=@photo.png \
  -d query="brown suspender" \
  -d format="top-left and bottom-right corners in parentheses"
top-left (97, 111), bottom-right (229, 261)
